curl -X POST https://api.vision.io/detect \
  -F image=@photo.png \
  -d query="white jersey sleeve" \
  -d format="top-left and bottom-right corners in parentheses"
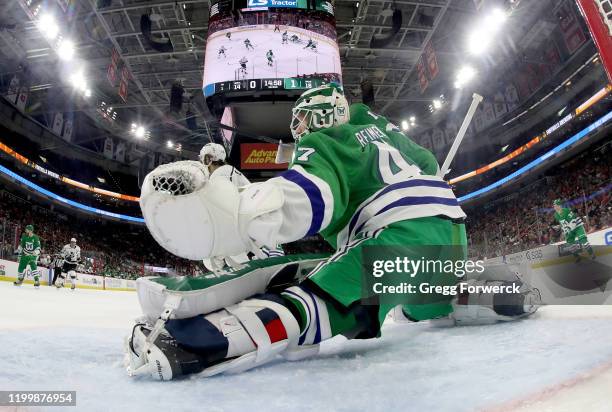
top-left (211, 165), bottom-right (251, 188)
top-left (61, 245), bottom-right (81, 263)
top-left (241, 175), bottom-right (327, 247)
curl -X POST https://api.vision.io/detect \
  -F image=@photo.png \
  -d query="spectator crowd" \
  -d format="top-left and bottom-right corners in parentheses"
top-left (0, 190), bottom-right (202, 279)
top-left (1, 140), bottom-right (609, 278)
top-left (466, 143), bottom-right (611, 259)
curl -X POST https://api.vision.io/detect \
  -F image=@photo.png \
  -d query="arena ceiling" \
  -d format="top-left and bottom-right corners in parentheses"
top-left (0, 0), bottom-right (560, 156)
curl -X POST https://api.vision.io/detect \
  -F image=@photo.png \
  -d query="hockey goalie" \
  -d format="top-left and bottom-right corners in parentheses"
top-left (127, 84), bottom-right (540, 380)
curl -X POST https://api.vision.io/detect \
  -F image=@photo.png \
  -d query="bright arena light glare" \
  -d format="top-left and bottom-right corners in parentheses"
top-left (38, 14), bottom-right (59, 39)
top-left (167, 140), bottom-right (174, 148)
top-left (401, 120), bottom-right (409, 131)
top-left (432, 99), bottom-right (442, 109)
top-left (84, 89), bottom-right (92, 97)
top-left (484, 8), bottom-right (507, 31)
top-left (57, 39), bottom-right (75, 61)
top-left (468, 8), bottom-right (507, 55)
top-left (455, 66), bottom-right (477, 89)
top-left (135, 126), bottom-right (145, 138)
top-left (467, 31), bottom-right (490, 55)
top-left (69, 71), bottom-right (87, 91)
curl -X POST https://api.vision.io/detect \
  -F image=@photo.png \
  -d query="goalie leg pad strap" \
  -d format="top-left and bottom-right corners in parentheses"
top-left (224, 297), bottom-right (300, 363)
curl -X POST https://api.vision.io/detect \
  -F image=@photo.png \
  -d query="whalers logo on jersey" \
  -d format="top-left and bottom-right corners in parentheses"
top-left (355, 126), bottom-right (387, 147)
top-left (312, 111), bottom-right (334, 129)
top-left (25, 242), bottom-right (34, 251)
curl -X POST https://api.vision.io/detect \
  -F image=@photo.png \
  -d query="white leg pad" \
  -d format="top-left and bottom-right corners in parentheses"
top-left (201, 299), bottom-right (300, 377)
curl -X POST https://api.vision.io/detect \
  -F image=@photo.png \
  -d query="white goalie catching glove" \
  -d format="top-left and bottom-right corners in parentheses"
top-left (140, 160), bottom-right (284, 261)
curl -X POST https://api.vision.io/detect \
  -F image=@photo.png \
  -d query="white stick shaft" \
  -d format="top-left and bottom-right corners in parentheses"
top-left (438, 93), bottom-right (483, 178)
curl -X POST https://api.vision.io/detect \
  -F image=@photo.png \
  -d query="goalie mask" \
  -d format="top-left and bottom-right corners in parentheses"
top-left (199, 143), bottom-right (227, 166)
top-left (290, 84), bottom-right (350, 142)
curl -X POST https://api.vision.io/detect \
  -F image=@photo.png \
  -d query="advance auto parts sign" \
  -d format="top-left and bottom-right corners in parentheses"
top-left (241, 143), bottom-right (289, 170)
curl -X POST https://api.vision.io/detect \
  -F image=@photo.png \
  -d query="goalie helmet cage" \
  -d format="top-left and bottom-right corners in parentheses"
top-left (576, 0), bottom-right (612, 82)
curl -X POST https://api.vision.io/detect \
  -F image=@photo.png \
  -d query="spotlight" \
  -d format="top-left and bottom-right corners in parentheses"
top-left (38, 14), bottom-right (59, 39)
top-left (69, 71), bottom-right (87, 91)
top-left (467, 8), bottom-right (507, 55)
top-left (429, 97), bottom-right (445, 113)
top-left (131, 123), bottom-right (148, 138)
top-left (467, 32), bottom-right (490, 55)
top-left (135, 126), bottom-right (145, 138)
top-left (401, 120), bottom-right (409, 131)
top-left (167, 140), bottom-right (174, 148)
top-left (57, 39), bottom-right (75, 61)
top-left (84, 89), bottom-right (92, 97)
top-left (484, 8), bottom-right (507, 31)
top-left (454, 66), bottom-right (477, 89)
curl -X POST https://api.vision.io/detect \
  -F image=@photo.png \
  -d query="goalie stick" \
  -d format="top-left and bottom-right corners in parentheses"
top-left (438, 93), bottom-right (483, 178)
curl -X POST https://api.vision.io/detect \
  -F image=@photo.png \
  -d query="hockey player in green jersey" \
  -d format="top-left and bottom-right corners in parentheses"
top-left (129, 84), bottom-right (539, 380)
top-left (553, 199), bottom-right (595, 261)
top-left (14, 224), bottom-right (42, 287)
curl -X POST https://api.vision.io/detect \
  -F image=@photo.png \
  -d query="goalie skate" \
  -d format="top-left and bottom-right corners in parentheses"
top-left (125, 297), bottom-right (301, 381)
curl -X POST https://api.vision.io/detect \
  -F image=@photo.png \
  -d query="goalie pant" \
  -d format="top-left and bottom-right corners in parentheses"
top-left (128, 217), bottom-right (538, 380)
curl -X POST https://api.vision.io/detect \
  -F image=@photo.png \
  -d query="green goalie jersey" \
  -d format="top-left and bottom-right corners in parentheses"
top-left (274, 103), bottom-right (465, 250)
top-left (348, 103), bottom-right (440, 176)
top-left (554, 207), bottom-right (584, 235)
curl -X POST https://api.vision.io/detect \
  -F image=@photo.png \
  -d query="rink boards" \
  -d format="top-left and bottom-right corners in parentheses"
top-left (1, 226), bottom-right (609, 295)
top-left (484, 227), bottom-right (612, 305)
top-left (0, 258), bottom-right (137, 291)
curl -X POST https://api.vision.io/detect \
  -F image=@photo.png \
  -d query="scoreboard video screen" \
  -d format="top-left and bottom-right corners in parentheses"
top-left (203, 0), bottom-right (341, 98)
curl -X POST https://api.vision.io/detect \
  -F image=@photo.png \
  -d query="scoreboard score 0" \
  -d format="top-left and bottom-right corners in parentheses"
top-left (209, 77), bottom-right (329, 95)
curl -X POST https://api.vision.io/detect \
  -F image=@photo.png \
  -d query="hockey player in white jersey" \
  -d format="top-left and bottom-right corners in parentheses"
top-left (199, 143), bottom-right (250, 188)
top-left (55, 238), bottom-right (80, 290)
top-left (198, 142), bottom-right (283, 271)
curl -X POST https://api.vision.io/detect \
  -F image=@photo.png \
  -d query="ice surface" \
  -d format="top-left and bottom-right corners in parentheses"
top-left (203, 26), bottom-right (342, 85)
top-left (1, 281), bottom-right (612, 412)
